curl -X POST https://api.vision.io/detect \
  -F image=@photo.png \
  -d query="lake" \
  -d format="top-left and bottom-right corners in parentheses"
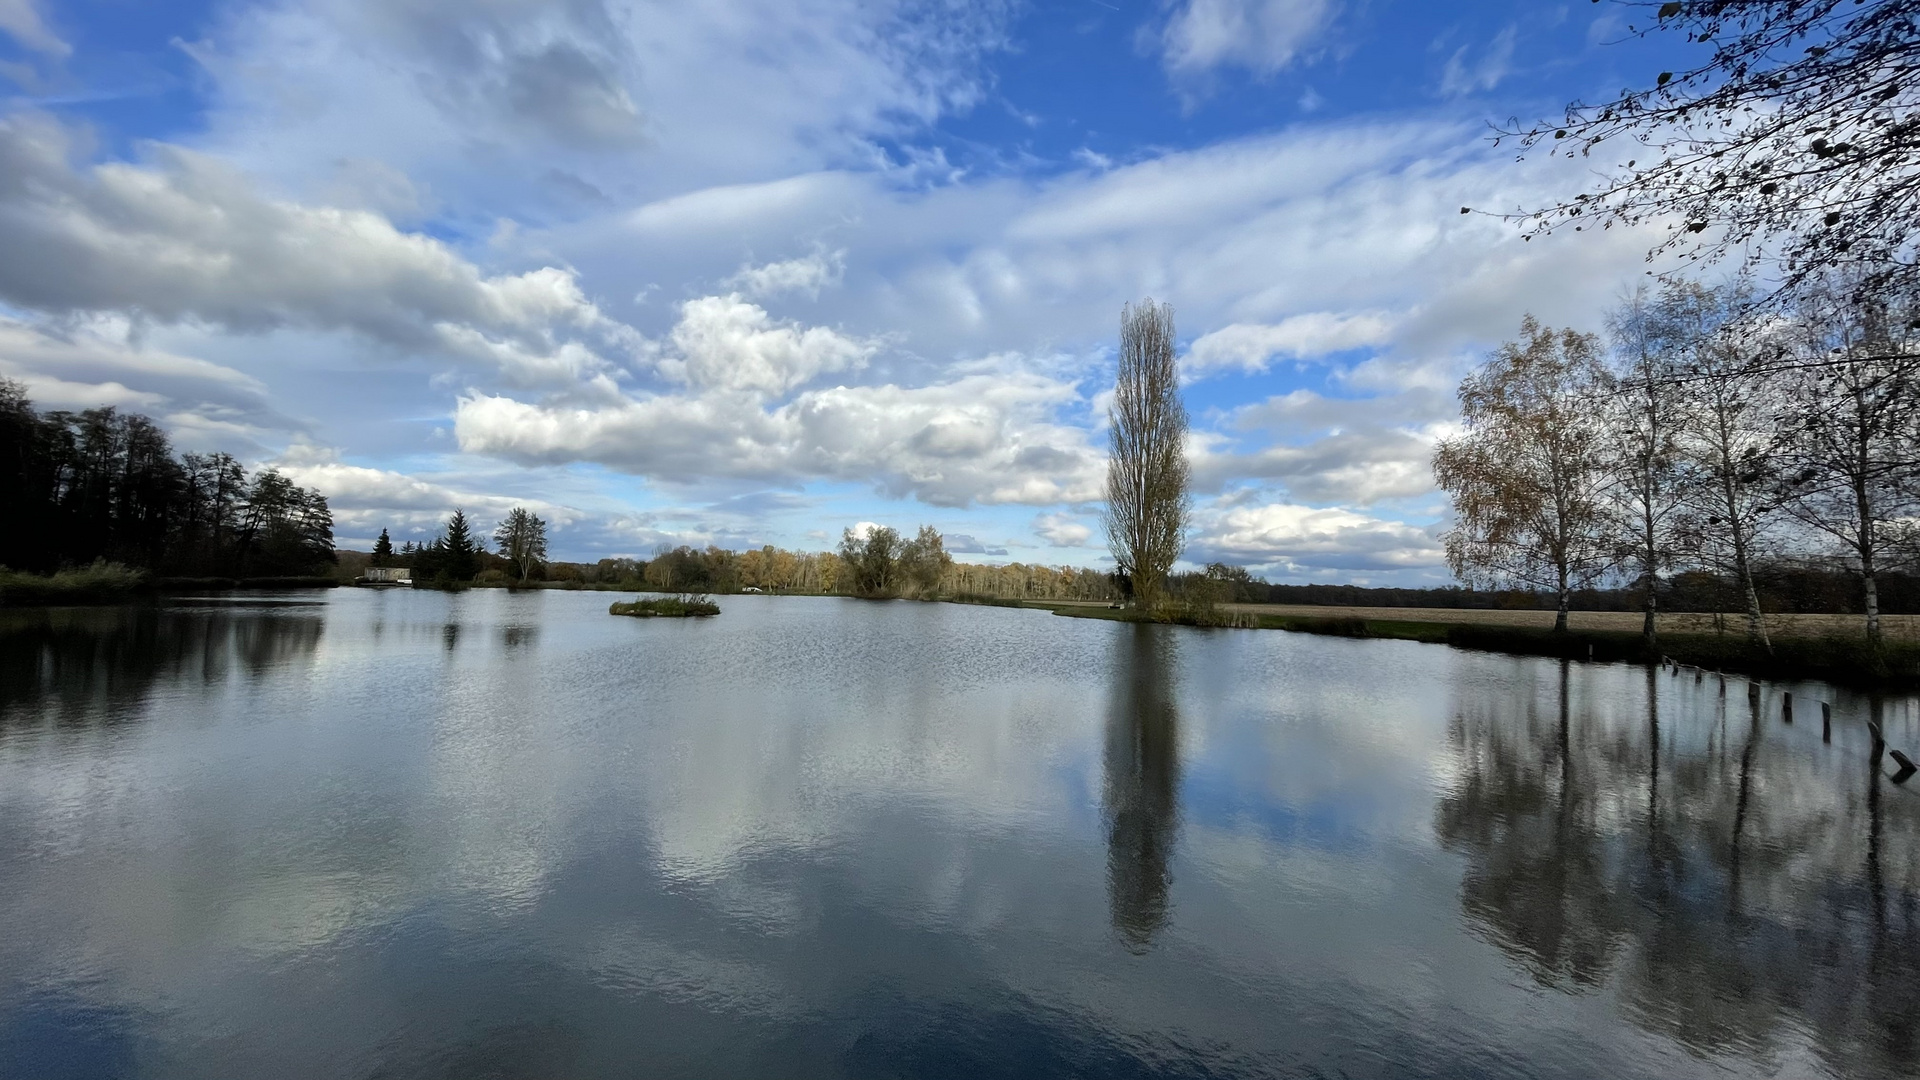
top-left (1, 589), bottom-right (1916, 1079)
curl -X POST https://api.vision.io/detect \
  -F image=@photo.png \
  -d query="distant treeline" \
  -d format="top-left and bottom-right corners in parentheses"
top-left (532, 541), bottom-right (1114, 602)
top-left (372, 515), bottom-right (1118, 602)
top-left (0, 380), bottom-right (335, 578)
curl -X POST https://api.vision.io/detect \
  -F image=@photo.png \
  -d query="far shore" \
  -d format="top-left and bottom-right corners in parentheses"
top-left (1034, 601), bottom-right (1920, 688)
top-left (1040, 600), bottom-right (1920, 641)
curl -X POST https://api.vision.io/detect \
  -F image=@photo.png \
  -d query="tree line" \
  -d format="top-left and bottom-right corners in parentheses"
top-left (0, 379), bottom-right (336, 578)
top-left (406, 518), bottom-right (1116, 602)
top-left (1435, 275), bottom-right (1920, 647)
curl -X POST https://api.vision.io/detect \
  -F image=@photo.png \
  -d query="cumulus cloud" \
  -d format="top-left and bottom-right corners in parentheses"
top-left (660, 293), bottom-right (876, 395)
top-left (944, 533), bottom-right (1007, 556)
top-left (1185, 311), bottom-right (1397, 376)
top-left (455, 366), bottom-right (1103, 508)
top-left (724, 250), bottom-right (846, 299)
top-left (1032, 512), bottom-right (1093, 548)
top-left (1161, 0), bottom-right (1335, 80)
top-left (1193, 500), bottom-right (1443, 574)
top-left (1191, 386), bottom-right (1453, 505)
top-left (0, 113), bottom-right (637, 388)
top-left (273, 444), bottom-right (581, 540)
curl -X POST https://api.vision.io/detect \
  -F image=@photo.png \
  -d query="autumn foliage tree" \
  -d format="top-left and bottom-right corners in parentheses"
top-left (1434, 317), bottom-right (1618, 632)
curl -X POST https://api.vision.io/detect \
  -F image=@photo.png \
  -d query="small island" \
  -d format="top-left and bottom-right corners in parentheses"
top-left (609, 595), bottom-right (720, 618)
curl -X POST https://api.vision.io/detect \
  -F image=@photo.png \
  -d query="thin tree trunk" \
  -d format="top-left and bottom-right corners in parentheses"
top-left (1864, 565), bottom-right (1882, 645)
top-left (1642, 571), bottom-right (1657, 648)
top-left (1555, 564), bottom-right (1571, 633)
top-left (1720, 458), bottom-right (1771, 653)
top-left (1735, 548), bottom-right (1771, 654)
top-left (1856, 473), bottom-right (1882, 646)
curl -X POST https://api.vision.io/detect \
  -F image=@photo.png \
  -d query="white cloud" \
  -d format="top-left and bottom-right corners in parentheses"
top-left (273, 445), bottom-right (582, 540)
top-left (0, 316), bottom-right (295, 450)
top-left (1161, 0), bottom-right (1335, 79)
top-left (1191, 386), bottom-right (1453, 505)
top-left (0, 0), bottom-right (67, 58)
top-left (1033, 512), bottom-right (1093, 548)
top-left (1194, 501), bottom-right (1444, 573)
top-left (0, 113), bottom-right (640, 390)
top-left (724, 250), bottom-right (846, 299)
top-left (455, 365), bottom-right (1102, 508)
top-left (1185, 311), bottom-right (1397, 376)
top-left (660, 293), bottom-right (876, 395)
top-left (1439, 25), bottom-right (1517, 98)
top-left (187, 0), bottom-right (1014, 215)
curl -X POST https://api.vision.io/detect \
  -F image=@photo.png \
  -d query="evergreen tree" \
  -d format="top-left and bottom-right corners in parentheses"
top-left (372, 529), bottom-right (394, 567)
top-left (441, 509), bottom-right (479, 582)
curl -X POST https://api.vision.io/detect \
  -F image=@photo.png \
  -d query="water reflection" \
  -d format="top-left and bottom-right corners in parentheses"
top-left (1103, 624), bottom-right (1181, 951)
top-left (0, 604), bottom-right (324, 725)
top-left (1438, 661), bottom-right (1920, 1076)
top-left (7, 591), bottom-right (1920, 1078)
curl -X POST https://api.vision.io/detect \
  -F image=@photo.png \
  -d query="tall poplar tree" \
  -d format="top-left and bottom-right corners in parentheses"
top-left (1104, 300), bottom-right (1189, 611)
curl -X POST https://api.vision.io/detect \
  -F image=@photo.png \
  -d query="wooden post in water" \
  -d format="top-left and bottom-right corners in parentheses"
top-left (1892, 750), bottom-right (1918, 785)
top-left (1782, 692), bottom-right (1792, 724)
top-left (1822, 702), bottom-right (1832, 743)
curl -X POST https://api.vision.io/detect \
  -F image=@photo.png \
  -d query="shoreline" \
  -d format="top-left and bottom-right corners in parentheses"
top-left (1031, 603), bottom-right (1920, 688)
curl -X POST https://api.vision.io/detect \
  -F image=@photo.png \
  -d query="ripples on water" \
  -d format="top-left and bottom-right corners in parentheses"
top-left (0, 590), bottom-right (1915, 1079)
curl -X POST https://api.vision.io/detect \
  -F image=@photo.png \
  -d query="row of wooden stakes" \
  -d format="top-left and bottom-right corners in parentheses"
top-left (1655, 656), bottom-right (1918, 784)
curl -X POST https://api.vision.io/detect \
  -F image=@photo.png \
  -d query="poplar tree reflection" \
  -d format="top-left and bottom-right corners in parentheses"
top-left (1438, 664), bottom-right (1920, 1076)
top-left (1103, 624), bottom-right (1180, 951)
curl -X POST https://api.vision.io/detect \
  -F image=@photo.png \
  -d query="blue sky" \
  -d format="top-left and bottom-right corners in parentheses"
top-left (0, 0), bottom-right (1700, 581)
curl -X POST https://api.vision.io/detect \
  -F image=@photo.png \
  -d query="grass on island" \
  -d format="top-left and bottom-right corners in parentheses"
top-left (609, 594), bottom-right (720, 618)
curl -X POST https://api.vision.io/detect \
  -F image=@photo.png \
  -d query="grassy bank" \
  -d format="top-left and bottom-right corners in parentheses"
top-left (0, 563), bottom-right (149, 606)
top-left (0, 565), bottom-right (344, 607)
top-left (1037, 603), bottom-right (1920, 687)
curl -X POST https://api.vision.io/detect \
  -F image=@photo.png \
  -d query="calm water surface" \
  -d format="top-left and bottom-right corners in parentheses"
top-left (1, 590), bottom-right (1917, 1079)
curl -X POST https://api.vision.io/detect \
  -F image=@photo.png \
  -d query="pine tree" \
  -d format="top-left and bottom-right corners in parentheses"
top-left (372, 528), bottom-right (394, 567)
top-left (442, 509), bottom-right (479, 582)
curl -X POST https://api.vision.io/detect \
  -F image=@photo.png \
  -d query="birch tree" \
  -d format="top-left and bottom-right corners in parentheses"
top-left (1775, 276), bottom-right (1920, 643)
top-left (1669, 286), bottom-right (1785, 650)
top-left (1502, 0), bottom-right (1920, 297)
top-left (1434, 317), bottom-right (1616, 632)
top-left (1605, 287), bottom-right (1691, 647)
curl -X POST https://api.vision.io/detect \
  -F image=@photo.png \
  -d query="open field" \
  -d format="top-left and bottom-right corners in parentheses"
top-left (1039, 600), bottom-right (1903, 639)
top-left (1216, 605), bottom-right (1903, 640)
